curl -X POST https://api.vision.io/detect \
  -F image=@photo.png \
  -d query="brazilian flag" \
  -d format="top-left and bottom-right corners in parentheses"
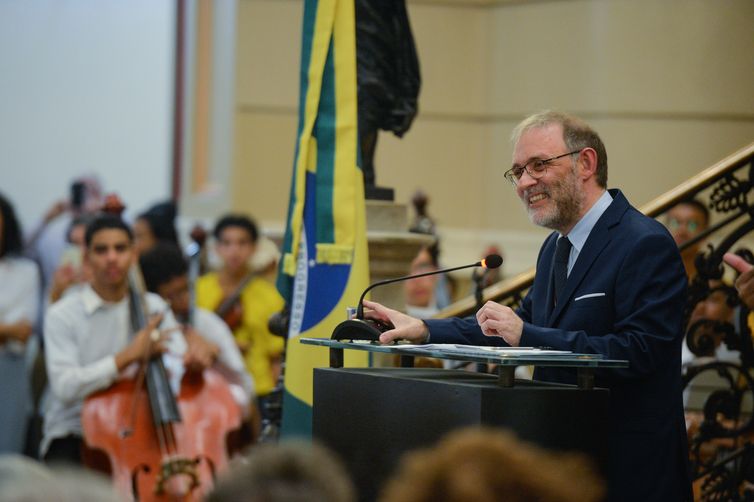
top-left (276, 0), bottom-right (370, 437)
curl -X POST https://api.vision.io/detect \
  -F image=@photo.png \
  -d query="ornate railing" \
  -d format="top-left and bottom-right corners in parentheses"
top-left (435, 142), bottom-right (754, 500)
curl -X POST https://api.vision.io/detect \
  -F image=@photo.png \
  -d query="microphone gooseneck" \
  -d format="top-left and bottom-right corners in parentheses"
top-left (332, 254), bottom-right (503, 342)
top-left (355, 254), bottom-right (503, 319)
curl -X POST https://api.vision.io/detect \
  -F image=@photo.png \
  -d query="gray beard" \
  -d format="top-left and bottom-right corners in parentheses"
top-left (526, 167), bottom-right (583, 233)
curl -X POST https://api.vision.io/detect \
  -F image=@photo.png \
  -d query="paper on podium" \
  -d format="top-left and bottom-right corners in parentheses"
top-left (394, 343), bottom-right (572, 357)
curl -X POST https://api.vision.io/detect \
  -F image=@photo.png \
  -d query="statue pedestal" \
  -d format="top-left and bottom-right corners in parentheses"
top-left (365, 185), bottom-right (395, 201)
top-left (365, 200), bottom-right (433, 310)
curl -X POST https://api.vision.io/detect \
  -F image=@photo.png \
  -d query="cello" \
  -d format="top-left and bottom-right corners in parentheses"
top-left (81, 212), bottom-right (241, 501)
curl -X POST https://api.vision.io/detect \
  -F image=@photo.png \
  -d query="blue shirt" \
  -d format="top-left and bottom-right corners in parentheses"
top-left (561, 190), bottom-right (613, 275)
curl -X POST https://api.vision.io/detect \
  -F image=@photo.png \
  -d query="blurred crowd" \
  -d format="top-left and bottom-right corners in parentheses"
top-left (0, 177), bottom-right (285, 459)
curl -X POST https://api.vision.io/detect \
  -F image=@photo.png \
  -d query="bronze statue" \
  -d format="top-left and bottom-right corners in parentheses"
top-left (356, 0), bottom-right (421, 200)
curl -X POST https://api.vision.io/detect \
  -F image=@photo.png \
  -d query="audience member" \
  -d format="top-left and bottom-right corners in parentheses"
top-left (139, 242), bottom-right (254, 416)
top-left (0, 454), bottom-right (120, 502)
top-left (394, 243), bottom-right (446, 369)
top-left (0, 193), bottom-right (40, 453)
top-left (664, 199), bottom-right (737, 365)
top-left (133, 200), bottom-right (179, 255)
top-left (665, 198), bottom-right (709, 280)
top-left (379, 427), bottom-right (604, 502)
top-left (407, 190), bottom-right (454, 308)
top-left (48, 214), bottom-right (96, 304)
top-left (404, 243), bottom-right (442, 318)
top-left (41, 214), bottom-right (186, 464)
top-left (206, 440), bottom-right (355, 502)
top-left (250, 235), bottom-right (282, 284)
top-left (26, 176), bottom-right (104, 290)
top-left (196, 215), bottom-right (285, 418)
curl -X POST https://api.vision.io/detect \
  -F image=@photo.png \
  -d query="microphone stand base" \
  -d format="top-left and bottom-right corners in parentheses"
top-left (332, 319), bottom-right (388, 342)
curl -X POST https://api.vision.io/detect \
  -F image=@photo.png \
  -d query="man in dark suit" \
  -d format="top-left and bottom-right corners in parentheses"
top-left (365, 111), bottom-right (692, 501)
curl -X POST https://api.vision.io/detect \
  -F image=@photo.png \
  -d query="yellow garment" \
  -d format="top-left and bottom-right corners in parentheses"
top-left (196, 273), bottom-right (284, 396)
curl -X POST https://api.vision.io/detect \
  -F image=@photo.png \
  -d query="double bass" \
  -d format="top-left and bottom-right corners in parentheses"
top-left (81, 222), bottom-right (241, 501)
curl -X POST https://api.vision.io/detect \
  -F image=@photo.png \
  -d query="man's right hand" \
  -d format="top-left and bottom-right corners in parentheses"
top-left (723, 252), bottom-right (754, 310)
top-left (362, 300), bottom-right (429, 344)
top-left (115, 313), bottom-right (166, 371)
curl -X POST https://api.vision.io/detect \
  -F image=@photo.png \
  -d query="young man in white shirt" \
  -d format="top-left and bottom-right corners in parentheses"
top-left (42, 214), bottom-right (185, 463)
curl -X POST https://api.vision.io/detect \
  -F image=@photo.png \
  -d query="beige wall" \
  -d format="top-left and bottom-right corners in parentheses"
top-left (232, 0), bottom-right (300, 231)
top-left (228, 0), bottom-right (754, 275)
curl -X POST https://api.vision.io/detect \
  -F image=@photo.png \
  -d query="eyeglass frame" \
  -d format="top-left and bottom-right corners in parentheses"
top-left (504, 149), bottom-right (583, 185)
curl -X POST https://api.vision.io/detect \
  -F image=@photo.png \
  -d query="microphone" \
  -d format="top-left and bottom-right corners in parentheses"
top-left (332, 254), bottom-right (503, 342)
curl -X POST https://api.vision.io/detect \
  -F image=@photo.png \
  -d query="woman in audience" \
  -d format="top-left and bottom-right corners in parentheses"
top-left (0, 193), bottom-right (40, 453)
top-left (132, 200), bottom-right (179, 255)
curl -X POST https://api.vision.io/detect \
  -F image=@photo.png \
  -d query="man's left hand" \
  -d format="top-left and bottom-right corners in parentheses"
top-left (476, 301), bottom-right (523, 347)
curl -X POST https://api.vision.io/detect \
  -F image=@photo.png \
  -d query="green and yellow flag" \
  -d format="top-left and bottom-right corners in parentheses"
top-left (276, 0), bottom-right (370, 437)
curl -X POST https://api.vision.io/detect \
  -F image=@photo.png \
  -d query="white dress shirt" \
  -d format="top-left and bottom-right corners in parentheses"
top-left (193, 307), bottom-right (255, 411)
top-left (41, 284), bottom-right (185, 456)
top-left (0, 256), bottom-right (40, 351)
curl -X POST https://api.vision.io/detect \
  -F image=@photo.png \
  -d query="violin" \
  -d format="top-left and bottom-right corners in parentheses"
top-left (80, 205), bottom-right (242, 501)
top-left (214, 272), bottom-right (256, 332)
top-left (187, 223), bottom-right (248, 332)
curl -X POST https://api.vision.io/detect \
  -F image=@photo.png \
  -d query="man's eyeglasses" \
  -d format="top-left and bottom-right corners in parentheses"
top-left (504, 150), bottom-right (582, 185)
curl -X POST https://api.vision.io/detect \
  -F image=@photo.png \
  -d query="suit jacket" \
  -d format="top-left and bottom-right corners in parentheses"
top-left (426, 189), bottom-right (692, 501)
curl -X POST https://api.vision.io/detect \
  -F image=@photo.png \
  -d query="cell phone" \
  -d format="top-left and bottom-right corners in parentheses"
top-left (71, 181), bottom-right (85, 210)
top-left (60, 245), bottom-right (82, 271)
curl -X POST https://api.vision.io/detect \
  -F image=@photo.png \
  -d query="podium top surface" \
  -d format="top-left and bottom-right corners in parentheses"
top-left (299, 338), bottom-right (628, 369)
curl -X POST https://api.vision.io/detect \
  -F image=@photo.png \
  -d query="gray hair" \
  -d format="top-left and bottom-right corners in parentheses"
top-left (511, 110), bottom-right (608, 187)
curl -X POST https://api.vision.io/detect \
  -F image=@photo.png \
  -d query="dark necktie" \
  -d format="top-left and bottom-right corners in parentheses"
top-left (553, 236), bottom-right (572, 306)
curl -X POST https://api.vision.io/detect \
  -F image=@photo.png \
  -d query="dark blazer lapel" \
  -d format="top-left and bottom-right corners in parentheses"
top-left (547, 189), bottom-right (629, 326)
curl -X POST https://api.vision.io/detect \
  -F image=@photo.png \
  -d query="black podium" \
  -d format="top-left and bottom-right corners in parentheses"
top-left (302, 339), bottom-right (628, 502)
